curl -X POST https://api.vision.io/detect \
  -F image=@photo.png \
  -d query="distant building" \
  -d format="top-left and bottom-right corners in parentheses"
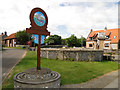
top-left (86, 27), bottom-right (120, 50)
top-left (3, 33), bottom-right (17, 47)
top-left (0, 31), bottom-right (8, 46)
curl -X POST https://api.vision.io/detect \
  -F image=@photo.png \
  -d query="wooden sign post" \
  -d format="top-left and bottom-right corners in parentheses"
top-left (26, 8), bottom-right (50, 70)
top-left (14, 9), bottom-right (60, 88)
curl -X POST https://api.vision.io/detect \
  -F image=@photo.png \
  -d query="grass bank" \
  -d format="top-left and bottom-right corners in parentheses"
top-left (4, 47), bottom-right (26, 49)
top-left (2, 51), bottom-right (118, 88)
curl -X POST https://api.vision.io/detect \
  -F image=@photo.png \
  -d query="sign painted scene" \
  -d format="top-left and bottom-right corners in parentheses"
top-left (32, 34), bottom-right (46, 44)
top-left (34, 12), bottom-right (46, 27)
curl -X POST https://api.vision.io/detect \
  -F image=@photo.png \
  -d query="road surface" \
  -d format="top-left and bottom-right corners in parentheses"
top-left (2, 48), bottom-right (26, 82)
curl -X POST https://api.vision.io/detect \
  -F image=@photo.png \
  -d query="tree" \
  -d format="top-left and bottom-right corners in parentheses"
top-left (80, 37), bottom-right (86, 47)
top-left (15, 30), bottom-right (31, 45)
top-left (77, 37), bottom-right (86, 47)
top-left (65, 34), bottom-right (86, 47)
top-left (45, 35), bottom-right (62, 45)
top-left (61, 39), bottom-right (67, 45)
top-left (45, 34), bottom-right (86, 47)
top-left (76, 38), bottom-right (81, 47)
top-left (66, 34), bottom-right (78, 47)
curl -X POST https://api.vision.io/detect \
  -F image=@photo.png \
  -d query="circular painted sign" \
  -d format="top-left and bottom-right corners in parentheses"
top-left (29, 8), bottom-right (48, 30)
top-left (34, 11), bottom-right (46, 26)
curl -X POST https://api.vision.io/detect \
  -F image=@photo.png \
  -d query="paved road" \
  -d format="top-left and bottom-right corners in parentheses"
top-left (2, 48), bottom-right (26, 82)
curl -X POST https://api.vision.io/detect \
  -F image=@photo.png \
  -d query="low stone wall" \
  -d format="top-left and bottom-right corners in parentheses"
top-left (104, 49), bottom-right (120, 55)
top-left (16, 45), bottom-right (29, 47)
top-left (103, 54), bottom-right (120, 61)
top-left (41, 48), bottom-right (103, 61)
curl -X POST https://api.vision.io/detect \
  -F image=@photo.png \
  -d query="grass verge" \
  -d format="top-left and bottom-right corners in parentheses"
top-left (4, 47), bottom-right (26, 49)
top-left (2, 51), bottom-right (119, 88)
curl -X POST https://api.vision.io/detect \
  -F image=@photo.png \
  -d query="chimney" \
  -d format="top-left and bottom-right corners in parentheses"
top-left (90, 29), bottom-right (93, 32)
top-left (1, 32), bottom-right (3, 35)
top-left (104, 27), bottom-right (107, 30)
top-left (4, 31), bottom-right (7, 36)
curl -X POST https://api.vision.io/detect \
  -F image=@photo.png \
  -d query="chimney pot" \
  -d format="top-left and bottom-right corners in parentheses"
top-left (4, 31), bottom-right (7, 36)
top-left (91, 29), bottom-right (93, 32)
top-left (105, 27), bottom-right (107, 30)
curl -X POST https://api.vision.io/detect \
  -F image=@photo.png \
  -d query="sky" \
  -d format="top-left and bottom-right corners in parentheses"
top-left (0, 0), bottom-right (119, 38)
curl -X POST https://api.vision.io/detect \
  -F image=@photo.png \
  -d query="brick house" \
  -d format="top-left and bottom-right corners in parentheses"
top-left (3, 33), bottom-right (17, 47)
top-left (86, 27), bottom-right (120, 50)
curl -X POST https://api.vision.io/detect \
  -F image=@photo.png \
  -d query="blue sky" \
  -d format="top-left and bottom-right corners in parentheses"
top-left (0, 0), bottom-right (119, 38)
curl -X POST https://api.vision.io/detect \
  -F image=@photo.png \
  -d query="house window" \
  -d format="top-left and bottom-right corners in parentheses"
top-left (89, 44), bottom-right (93, 47)
top-left (105, 43), bottom-right (109, 47)
top-left (89, 37), bottom-right (92, 40)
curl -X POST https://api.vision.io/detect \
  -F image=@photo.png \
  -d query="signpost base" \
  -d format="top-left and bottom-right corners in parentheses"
top-left (14, 68), bottom-right (61, 88)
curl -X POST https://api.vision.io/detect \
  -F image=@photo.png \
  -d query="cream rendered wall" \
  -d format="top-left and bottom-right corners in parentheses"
top-left (7, 40), bottom-right (9, 47)
top-left (111, 44), bottom-right (117, 49)
top-left (93, 41), bottom-right (97, 49)
top-left (13, 39), bottom-right (15, 47)
top-left (99, 40), bottom-right (105, 49)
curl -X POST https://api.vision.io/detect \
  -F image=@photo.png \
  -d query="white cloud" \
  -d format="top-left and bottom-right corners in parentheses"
top-left (0, 0), bottom-right (118, 38)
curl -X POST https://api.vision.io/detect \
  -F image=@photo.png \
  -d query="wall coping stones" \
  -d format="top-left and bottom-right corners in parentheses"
top-left (41, 48), bottom-right (103, 52)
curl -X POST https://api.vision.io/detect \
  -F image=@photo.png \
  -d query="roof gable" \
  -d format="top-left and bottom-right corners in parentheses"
top-left (4, 33), bottom-right (16, 40)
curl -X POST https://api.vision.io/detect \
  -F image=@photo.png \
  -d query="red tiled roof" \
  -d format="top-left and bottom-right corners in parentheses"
top-left (105, 31), bottom-right (111, 36)
top-left (87, 28), bottom-right (120, 44)
top-left (0, 34), bottom-right (3, 37)
top-left (4, 33), bottom-right (16, 40)
top-left (89, 30), bottom-right (103, 37)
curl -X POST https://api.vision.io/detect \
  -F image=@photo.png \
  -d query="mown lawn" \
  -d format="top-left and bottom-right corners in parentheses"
top-left (2, 51), bottom-right (119, 88)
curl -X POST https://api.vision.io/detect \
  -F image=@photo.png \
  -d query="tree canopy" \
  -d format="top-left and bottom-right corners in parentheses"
top-left (15, 30), bottom-right (86, 47)
top-left (45, 34), bottom-right (86, 47)
top-left (66, 34), bottom-right (78, 47)
top-left (45, 35), bottom-right (62, 45)
top-left (15, 30), bottom-right (31, 45)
